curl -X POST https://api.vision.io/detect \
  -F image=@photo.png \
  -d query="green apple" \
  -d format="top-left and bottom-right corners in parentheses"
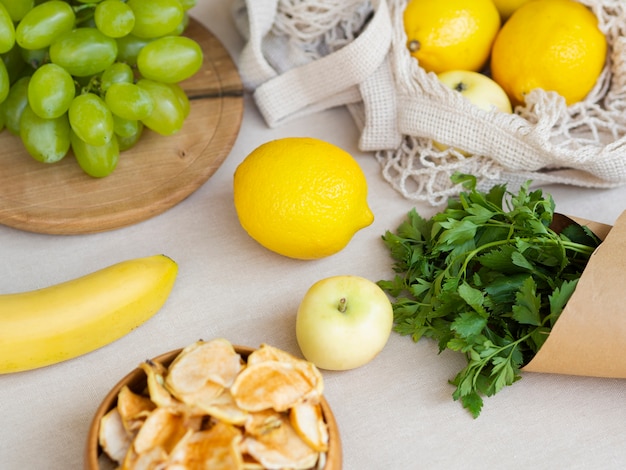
top-left (295, 275), bottom-right (393, 371)
top-left (434, 70), bottom-right (512, 154)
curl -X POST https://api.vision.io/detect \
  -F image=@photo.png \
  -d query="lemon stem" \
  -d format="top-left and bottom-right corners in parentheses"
top-left (337, 297), bottom-right (347, 313)
top-left (408, 40), bottom-right (420, 52)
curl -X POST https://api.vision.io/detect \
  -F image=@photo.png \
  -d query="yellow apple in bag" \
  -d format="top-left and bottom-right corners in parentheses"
top-left (438, 70), bottom-right (512, 114)
top-left (434, 70), bottom-right (512, 154)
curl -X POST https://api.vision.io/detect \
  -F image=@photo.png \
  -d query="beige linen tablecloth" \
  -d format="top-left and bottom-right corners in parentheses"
top-left (1, 2), bottom-right (626, 469)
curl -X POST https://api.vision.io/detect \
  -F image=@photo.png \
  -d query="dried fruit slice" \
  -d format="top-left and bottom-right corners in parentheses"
top-left (166, 338), bottom-right (243, 394)
top-left (99, 408), bottom-right (132, 464)
top-left (132, 407), bottom-right (188, 455)
top-left (244, 409), bottom-right (284, 437)
top-left (168, 421), bottom-right (244, 470)
top-left (123, 445), bottom-right (168, 470)
top-left (241, 413), bottom-right (319, 469)
top-left (117, 385), bottom-right (156, 434)
top-left (198, 390), bottom-right (249, 426)
top-left (241, 457), bottom-right (265, 469)
top-left (231, 360), bottom-right (322, 412)
top-left (168, 378), bottom-right (225, 411)
top-left (247, 344), bottom-right (325, 401)
top-left (290, 402), bottom-right (329, 452)
top-left (140, 360), bottom-right (180, 409)
top-left (246, 343), bottom-right (301, 365)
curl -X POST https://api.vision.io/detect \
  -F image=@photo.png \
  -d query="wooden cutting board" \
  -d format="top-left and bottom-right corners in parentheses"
top-left (0, 18), bottom-right (244, 235)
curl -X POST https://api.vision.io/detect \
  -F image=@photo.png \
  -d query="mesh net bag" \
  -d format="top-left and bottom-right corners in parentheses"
top-left (232, 0), bottom-right (626, 205)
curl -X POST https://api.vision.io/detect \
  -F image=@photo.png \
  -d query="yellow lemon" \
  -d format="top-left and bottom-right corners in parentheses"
top-left (233, 137), bottom-right (374, 260)
top-left (403, 0), bottom-right (501, 74)
top-left (490, 0), bottom-right (607, 107)
top-left (492, 0), bottom-right (531, 20)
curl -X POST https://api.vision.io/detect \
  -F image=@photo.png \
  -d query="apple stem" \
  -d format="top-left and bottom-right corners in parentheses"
top-left (455, 82), bottom-right (468, 93)
top-left (338, 297), bottom-right (347, 313)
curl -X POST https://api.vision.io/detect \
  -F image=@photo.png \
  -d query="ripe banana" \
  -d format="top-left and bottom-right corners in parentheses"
top-left (0, 254), bottom-right (178, 374)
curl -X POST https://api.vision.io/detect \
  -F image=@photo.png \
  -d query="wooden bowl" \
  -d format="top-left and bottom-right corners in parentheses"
top-left (85, 345), bottom-right (342, 469)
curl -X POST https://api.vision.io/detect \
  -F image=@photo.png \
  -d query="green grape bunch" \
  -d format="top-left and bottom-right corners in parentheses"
top-left (0, 0), bottom-right (202, 177)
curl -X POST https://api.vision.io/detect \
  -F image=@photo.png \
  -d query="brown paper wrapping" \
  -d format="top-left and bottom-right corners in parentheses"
top-left (523, 211), bottom-right (626, 378)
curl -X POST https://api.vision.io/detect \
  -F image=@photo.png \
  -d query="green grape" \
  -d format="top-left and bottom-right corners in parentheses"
top-left (178, 0), bottom-right (197, 11)
top-left (19, 105), bottom-right (71, 163)
top-left (19, 46), bottom-right (48, 69)
top-left (104, 82), bottom-right (154, 120)
top-left (137, 36), bottom-right (202, 84)
top-left (0, 0), bottom-right (34, 22)
top-left (15, 1), bottom-right (75, 50)
top-left (68, 93), bottom-right (114, 146)
top-left (2, 46), bottom-right (27, 84)
top-left (28, 63), bottom-right (75, 119)
top-left (113, 114), bottom-right (138, 138)
top-left (100, 62), bottom-right (133, 91)
top-left (71, 130), bottom-right (119, 178)
top-left (127, 0), bottom-right (184, 39)
top-left (168, 82), bottom-right (190, 118)
top-left (95, 0), bottom-right (135, 38)
top-left (0, 59), bottom-right (8, 103)
top-left (50, 28), bottom-right (117, 77)
top-left (137, 78), bottom-right (185, 135)
top-left (0, 3), bottom-right (15, 54)
top-left (167, 12), bottom-right (189, 36)
top-left (115, 34), bottom-right (151, 66)
top-left (2, 75), bottom-right (30, 134)
top-left (115, 119), bottom-right (143, 151)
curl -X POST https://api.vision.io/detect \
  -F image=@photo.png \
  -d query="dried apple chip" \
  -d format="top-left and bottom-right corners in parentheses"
top-left (247, 344), bottom-right (325, 401)
top-left (117, 385), bottom-right (156, 434)
top-left (99, 407), bottom-right (132, 464)
top-left (199, 390), bottom-right (249, 426)
top-left (290, 402), bottom-right (329, 452)
top-left (132, 407), bottom-right (187, 455)
top-left (168, 378), bottom-right (225, 411)
top-left (166, 338), bottom-right (243, 394)
top-left (241, 457), bottom-right (265, 470)
top-left (139, 360), bottom-right (180, 409)
top-left (168, 421), bottom-right (244, 470)
top-left (241, 413), bottom-right (319, 469)
top-left (246, 343), bottom-right (302, 365)
top-left (123, 445), bottom-right (168, 470)
top-left (244, 409), bottom-right (284, 437)
top-left (231, 361), bottom-right (321, 412)
top-left (172, 389), bottom-right (251, 430)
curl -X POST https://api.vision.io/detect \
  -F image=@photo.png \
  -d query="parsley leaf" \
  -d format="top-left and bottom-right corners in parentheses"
top-left (379, 175), bottom-right (600, 417)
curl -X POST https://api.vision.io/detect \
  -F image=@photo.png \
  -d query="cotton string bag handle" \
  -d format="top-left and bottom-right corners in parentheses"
top-left (234, 0), bottom-right (400, 151)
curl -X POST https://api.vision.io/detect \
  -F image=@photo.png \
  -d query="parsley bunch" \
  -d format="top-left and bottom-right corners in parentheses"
top-left (378, 175), bottom-right (600, 417)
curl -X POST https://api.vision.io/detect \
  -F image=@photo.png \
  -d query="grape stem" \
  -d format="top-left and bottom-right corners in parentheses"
top-left (72, 3), bottom-right (97, 26)
top-left (72, 4), bottom-right (97, 13)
